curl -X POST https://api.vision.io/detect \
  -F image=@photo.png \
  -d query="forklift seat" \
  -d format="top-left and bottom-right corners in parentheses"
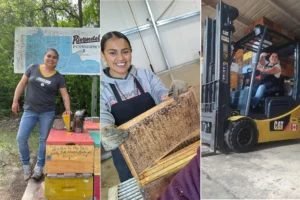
top-left (264, 96), bottom-right (295, 118)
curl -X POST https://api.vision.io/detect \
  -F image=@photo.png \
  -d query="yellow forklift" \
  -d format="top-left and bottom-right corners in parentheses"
top-left (201, 1), bottom-right (300, 153)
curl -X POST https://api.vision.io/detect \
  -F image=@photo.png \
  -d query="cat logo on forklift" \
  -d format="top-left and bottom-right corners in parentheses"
top-left (270, 115), bottom-right (290, 131)
top-left (274, 121), bottom-right (284, 130)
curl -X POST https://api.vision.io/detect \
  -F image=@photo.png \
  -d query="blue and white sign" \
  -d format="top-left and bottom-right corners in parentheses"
top-left (14, 27), bottom-right (100, 75)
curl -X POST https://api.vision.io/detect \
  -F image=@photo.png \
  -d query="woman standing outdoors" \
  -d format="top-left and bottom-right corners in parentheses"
top-left (12, 48), bottom-right (72, 181)
top-left (100, 31), bottom-right (188, 182)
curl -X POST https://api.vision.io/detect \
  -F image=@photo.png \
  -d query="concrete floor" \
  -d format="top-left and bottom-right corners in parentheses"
top-left (101, 61), bottom-right (200, 200)
top-left (202, 140), bottom-right (300, 199)
top-left (101, 159), bottom-right (119, 200)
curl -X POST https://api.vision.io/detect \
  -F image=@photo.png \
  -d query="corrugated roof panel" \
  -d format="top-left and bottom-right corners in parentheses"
top-left (225, 0), bottom-right (248, 9)
top-left (276, 0), bottom-right (299, 7)
top-left (202, 0), bottom-right (300, 40)
top-left (238, 0), bottom-right (260, 15)
top-left (264, 9), bottom-right (279, 20)
top-left (244, 0), bottom-right (269, 20)
top-left (250, 4), bottom-right (273, 20)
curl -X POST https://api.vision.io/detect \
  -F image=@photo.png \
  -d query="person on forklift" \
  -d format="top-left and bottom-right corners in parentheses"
top-left (251, 52), bottom-right (281, 108)
top-left (100, 31), bottom-right (188, 183)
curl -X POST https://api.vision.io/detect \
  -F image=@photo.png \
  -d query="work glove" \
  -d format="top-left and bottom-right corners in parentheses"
top-left (101, 124), bottom-right (129, 151)
top-left (169, 80), bottom-right (189, 100)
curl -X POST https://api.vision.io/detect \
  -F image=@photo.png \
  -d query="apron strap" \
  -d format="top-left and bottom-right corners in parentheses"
top-left (109, 83), bottom-right (122, 103)
top-left (134, 77), bottom-right (145, 94)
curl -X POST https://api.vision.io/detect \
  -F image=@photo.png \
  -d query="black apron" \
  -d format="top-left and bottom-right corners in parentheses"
top-left (260, 64), bottom-right (278, 88)
top-left (253, 64), bottom-right (278, 93)
top-left (110, 77), bottom-right (156, 182)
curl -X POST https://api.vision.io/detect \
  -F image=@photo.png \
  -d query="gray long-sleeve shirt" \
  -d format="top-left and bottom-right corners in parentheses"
top-left (100, 65), bottom-right (168, 130)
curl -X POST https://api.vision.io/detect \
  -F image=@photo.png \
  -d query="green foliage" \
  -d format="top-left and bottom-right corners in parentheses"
top-left (56, 75), bottom-right (100, 116)
top-left (0, 65), bottom-right (23, 117)
top-left (83, 0), bottom-right (100, 27)
top-left (0, 0), bottom-right (37, 66)
top-left (0, 0), bottom-right (100, 117)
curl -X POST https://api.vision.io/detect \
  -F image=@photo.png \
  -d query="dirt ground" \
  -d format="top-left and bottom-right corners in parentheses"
top-left (0, 116), bottom-right (38, 200)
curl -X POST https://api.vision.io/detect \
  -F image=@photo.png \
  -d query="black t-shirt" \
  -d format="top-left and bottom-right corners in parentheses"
top-left (23, 64), bottom-right (66, 112)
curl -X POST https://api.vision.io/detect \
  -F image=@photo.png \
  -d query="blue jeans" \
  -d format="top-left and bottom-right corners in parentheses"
top-left (252, 84), bottom-right (266, 107)
top-left (16, 110), bottom-right (55, 167)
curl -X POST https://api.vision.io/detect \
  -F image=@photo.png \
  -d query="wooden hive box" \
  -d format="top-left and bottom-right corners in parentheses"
top-left (84, 121), bottom-right (100, 130)
top-left (88, 130), bottom-right (100, 200)
top-left (44, 174), bottom-right (93, 200)
top-left (118, 88), bottom-right (200, 199)
top-left (88, 130), bottom-right (100, 176)
top-left (45, 129), bottom-right (94, 174)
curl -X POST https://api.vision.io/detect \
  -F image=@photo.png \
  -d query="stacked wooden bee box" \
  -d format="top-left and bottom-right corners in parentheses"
top-left (44, 129), bottom-right (95, 200)
top-left (118, 88), bottom-right (200, 199)
top-left (85, 121), bottom-right (100, 200)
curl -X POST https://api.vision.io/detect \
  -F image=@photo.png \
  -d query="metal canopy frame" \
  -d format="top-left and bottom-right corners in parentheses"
top-left (232, 24), bottom-right (299, 115)
top-left (234, 25), bottom-right (295, 53)
top-left (122, 10), bottom-right (200, 36)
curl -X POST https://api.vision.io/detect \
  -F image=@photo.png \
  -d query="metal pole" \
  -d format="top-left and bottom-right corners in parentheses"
top-left (91, 76), bottom-right (98, 116)
top-left (127, 0), bottom-right (155, 73)
top-left (145, 0), bottom-right (171, 71)
top-left (245, 27), bottom-right (267, 115)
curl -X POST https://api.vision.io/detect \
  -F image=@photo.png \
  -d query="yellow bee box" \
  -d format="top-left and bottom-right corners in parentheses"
top-left (44, 174), bottom-right (93, 200)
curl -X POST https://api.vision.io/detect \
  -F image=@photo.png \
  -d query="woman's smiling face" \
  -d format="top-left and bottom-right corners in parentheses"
top-left (44, 50), bottom-right (58, 68)
top-left (101, 37), bottom-right (132, 79)
top-left (269, 53), bottom-right (279, 65)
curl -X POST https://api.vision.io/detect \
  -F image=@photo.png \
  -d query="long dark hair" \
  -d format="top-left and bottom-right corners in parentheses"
top-left (101, 31), bottom-right (132, 54)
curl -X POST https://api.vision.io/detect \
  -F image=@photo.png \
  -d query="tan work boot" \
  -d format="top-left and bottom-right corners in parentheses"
top-left (31, 166), bottom-right (43, 181)
top-left (23, 165), bottom-right (32, 181)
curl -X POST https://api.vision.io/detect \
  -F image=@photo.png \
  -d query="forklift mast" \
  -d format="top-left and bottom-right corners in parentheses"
top-left (201, 1), bottom-right (238, 152)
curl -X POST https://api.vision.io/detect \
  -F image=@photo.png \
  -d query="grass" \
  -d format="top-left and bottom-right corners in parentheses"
top-left (0, 127), bottom-right (39, 169)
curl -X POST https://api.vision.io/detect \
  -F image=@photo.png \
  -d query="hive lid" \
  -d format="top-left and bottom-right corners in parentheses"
top-left (84, 121), bottom-right (100, 130)
top-left (46, 129), bottom-right (94, 145)
top-left (88, 130), bottom-right (100, 147)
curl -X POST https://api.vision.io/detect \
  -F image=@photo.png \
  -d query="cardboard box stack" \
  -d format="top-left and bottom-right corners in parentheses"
top-left (230, 49), bottom-right (243, 90)
top-left (279, 56), bottom-right (294, 77)
top-left (244, 17), bottom-right (295, 40)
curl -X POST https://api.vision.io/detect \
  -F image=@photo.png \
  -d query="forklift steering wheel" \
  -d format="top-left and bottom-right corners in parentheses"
top-left (247, 68), bottom-right (261, 76)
